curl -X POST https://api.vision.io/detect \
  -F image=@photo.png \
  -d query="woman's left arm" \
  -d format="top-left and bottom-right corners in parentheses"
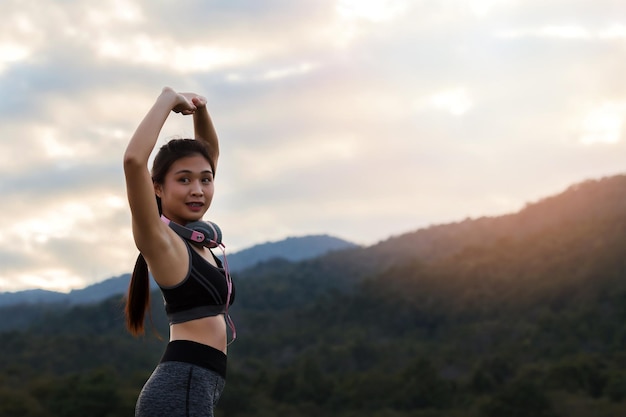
top-left (184, 94), bottom-right (220, 172)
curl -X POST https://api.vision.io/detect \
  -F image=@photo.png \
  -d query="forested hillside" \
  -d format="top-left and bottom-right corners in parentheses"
top-left (1, 174), bottom-right (625, 417)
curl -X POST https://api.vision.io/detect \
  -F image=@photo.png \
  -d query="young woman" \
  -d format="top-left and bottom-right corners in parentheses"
top-left (123, 86), bottom-right (235, 417)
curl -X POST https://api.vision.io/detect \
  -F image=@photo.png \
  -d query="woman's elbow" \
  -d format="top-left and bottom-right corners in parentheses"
top-left (123, 151), bottom-right (145, 170)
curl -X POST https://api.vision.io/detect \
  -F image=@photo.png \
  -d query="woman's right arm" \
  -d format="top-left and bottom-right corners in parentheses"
top-left (123, 87), bottom-right (195, 256)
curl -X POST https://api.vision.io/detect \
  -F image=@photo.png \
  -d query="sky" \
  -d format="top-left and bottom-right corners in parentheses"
top-left (1, 0), bottom-right (625, 293)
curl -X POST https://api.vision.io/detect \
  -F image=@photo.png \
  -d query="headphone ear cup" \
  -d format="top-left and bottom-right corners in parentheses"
top-left (187, 221), bottom-right (222, 248)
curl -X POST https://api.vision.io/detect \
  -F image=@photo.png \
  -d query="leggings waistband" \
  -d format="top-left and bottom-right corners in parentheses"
top-left (160, 340), bottom-right (227, 379)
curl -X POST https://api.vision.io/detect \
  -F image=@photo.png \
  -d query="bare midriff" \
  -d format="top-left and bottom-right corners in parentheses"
top-left (169, 315), bottom-right (228, 354)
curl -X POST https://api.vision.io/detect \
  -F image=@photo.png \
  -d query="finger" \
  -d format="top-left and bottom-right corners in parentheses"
top-left (192, 96), bottom-right (206, 106)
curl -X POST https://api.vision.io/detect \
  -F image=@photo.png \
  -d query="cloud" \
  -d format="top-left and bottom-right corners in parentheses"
top-left (0, 0), bottom-right (625, 292)
top-left (496, 24), bottom-right (626, 40)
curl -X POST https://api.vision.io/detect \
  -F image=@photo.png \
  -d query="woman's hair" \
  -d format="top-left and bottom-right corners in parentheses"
top-left (125, 139), bottom-right (215, 335)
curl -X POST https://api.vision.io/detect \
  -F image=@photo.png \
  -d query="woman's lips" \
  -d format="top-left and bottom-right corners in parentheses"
top-left (186, 202), bottom-right (203, 211)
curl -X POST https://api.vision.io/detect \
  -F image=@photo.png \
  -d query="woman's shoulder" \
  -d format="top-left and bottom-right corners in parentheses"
top-left (143, 230), bottom-right (191, 287)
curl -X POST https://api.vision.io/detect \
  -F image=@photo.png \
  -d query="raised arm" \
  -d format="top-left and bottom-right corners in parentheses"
top-left (185, 94), bottom-right (220, 172)
top-left (123, 87), bottom-right (196, 255)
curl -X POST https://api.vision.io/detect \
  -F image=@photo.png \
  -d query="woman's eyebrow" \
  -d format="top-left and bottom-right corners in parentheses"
top-left (173, 169), bottom-right (213, 175)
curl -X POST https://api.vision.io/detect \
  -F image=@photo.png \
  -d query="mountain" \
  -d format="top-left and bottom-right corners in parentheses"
top-left (67, 273), bottom-right (133, 304)
top-left (0, 176), bottom-right (626, 417)
top-left (0, 288), bottom-right (67, 305)
top-left (327, 173), bottom-right (626, 279)
top-left (220, 234), bottom-right (359, 271)
top-left (0, 234), bottom-right (358, 307)
top-left (0, 274), bottom-right (132, 307)
top-left (1, 173), bottom-right (625, 417)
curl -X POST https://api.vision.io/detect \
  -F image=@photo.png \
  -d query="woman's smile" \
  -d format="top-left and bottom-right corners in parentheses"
top-left (186, 202), bottom-right (204, 212)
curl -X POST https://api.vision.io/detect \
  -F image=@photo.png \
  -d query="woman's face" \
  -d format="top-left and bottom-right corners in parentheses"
top-left (155, 154), bottom-right (214, 225)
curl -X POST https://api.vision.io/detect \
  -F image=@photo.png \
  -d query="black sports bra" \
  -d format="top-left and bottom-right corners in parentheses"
top-left (158, 239), bottom-right (235, 325)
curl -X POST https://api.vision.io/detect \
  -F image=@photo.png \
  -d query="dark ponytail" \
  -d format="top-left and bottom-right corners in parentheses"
top-left (125, 254), bottom-right (151, 335)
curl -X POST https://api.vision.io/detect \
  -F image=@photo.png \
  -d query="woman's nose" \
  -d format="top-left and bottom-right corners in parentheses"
top-left (190, 181), bottom-right (204, 195)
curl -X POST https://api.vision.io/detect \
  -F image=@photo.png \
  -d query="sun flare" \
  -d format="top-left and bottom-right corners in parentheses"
top-left (581, 103), bottom-right (625, 145)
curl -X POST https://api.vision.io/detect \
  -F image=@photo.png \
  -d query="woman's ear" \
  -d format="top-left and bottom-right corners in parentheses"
top-left (154, 182), bottom-right (163, 198)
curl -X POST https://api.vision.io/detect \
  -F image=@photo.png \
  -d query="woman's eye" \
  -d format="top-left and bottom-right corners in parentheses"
top-left (179, 178), bottom-right (190, 183)
top-left (202, 177), bottom-right (213, 184)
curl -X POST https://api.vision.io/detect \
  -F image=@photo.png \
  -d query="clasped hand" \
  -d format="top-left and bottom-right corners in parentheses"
top-left (162, 86), bottom-right (207, 116)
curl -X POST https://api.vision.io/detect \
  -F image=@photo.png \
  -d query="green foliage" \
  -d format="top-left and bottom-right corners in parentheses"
top-left (605, 372), bottom-right (626, 402)
top-left (480, 379), bottom-right (557, 417)
top-left (0, 387), bottom-right (45, 417)
top-left (32, 368), bottom-right (126, 416)
top-left (547, 355), bottom-right (609, 398)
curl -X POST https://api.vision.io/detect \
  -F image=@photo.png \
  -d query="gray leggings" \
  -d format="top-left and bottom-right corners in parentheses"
top-left (135, 341), bottom-right (227, 417)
